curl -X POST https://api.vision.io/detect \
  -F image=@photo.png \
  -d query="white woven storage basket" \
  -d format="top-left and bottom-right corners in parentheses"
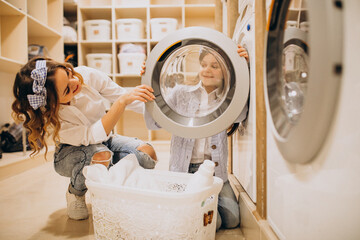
top-left (86, 53), bottom-right (112, 74)
top-left (84, 19), bottom-right (111, 41)
top-left (86, 170), bottom-right (223, 240)
top-left (118, 52), bottom-right (146, 75)
top-left (150, 18), bottom-right (178, 41)
top-left (115, 18), bottom-right (144, 40)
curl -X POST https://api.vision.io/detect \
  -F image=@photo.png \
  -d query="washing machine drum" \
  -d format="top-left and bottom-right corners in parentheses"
top-left (142, 27), bottom-right (249, 139)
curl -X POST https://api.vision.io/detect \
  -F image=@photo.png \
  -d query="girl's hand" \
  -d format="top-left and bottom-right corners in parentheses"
top-left (118, 84), bottom-right (155, 105)
top-left (237, 44), bottom-right (249, 63)
top-left (140, 61), bottom-right (146, 76)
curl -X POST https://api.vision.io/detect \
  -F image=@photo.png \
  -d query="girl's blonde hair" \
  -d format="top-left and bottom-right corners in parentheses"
top-left (11, 57), bottom-right (84, 157)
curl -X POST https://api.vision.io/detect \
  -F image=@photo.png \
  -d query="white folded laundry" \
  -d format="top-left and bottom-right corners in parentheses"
top-left (109, 153), bottom-right (140, 186)
top-left (83, 163), bottom-right (110, 184)
top-left (84, 154), bottom-right (160, 191)
top-left (124, 168), bottom-right (160, 191)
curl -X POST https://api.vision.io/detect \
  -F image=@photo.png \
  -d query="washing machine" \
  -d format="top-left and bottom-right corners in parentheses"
top-left (265, 0), bottom-right (360, 239)
top-left (142, 26), bottom-right (250, 139)
top-left (232, 0), bottom-right (257, 203)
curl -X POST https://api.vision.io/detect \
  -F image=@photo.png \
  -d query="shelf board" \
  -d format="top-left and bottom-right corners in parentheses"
top-left (185, 0), bottom-right (215, 4)
top-left (79, 6), bottom-right (112, 10)
top-left (185, 3), bottom-right (216, 8)
top-left (27, 15), bottom-right (62, 38)
top-left (115, 6), bottom-right (147, 10)
top-left (150, 4), bottom-right (183, 8)
top-left (0, 0), bottom-right (25, 16)
top-left (64, 41), bottom-right (78, 46)
top-left (0, 56), bottom-right (24, 73)
top-left (80, 40), bottom-right (112, 48)
top-left (115, 39), bottom-right (147, 44)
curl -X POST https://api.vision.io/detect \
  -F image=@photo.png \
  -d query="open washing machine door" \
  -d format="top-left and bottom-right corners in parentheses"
top-left (142, 27), bottom-right (250, 139)
top-left (265, 0), bottom-right (343, 163)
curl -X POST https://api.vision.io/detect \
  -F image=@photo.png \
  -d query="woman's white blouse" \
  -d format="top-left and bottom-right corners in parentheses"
top-left (58, 66), bottom-right (144, 146)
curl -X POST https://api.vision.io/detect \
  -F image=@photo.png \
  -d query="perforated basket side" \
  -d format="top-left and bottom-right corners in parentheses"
top-left (86, 170), bottom-right (223, 240)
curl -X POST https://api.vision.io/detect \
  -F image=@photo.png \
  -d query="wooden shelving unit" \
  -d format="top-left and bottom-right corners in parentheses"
top-left (0, 0), bottom-right (63, 166)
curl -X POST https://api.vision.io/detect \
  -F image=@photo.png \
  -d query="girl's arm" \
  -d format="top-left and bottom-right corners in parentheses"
top-left (101, 84), bottom-right (155, 135)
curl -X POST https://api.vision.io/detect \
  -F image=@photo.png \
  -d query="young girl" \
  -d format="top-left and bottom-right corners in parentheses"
top-left (12, 57), bottom-right (157, 220)
top-left (142, 45), bottom-right (249, 230)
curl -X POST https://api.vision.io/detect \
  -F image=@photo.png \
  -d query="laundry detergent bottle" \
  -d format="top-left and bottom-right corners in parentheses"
top-left (185, 160), bottom-right (215, 192)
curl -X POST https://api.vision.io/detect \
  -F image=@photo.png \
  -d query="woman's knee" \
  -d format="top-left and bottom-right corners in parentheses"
top-left (136, 144), bottom-right (157, 161)
top-left (91, 151), bottom-right (112, 167)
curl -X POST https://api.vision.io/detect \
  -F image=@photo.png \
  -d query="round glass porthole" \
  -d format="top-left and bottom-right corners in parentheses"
top-left (159, 45), bottom-right (231, 118)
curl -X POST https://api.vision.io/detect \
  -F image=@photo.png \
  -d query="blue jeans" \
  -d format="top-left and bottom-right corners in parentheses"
top-left (188, 163), bottom-right (240, 230)
top-left (54, 135), bottom-right (156, 196)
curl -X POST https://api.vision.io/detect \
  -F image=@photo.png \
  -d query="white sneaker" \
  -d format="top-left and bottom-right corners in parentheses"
top-left (66, 191), bottom-right (89, 220)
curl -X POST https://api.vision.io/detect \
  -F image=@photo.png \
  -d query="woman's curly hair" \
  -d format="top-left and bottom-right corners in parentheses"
top-left (11, 57), bottom-right (83, 158)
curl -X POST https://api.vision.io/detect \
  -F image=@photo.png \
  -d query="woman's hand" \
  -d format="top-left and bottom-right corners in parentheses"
top-left (118, 84), bottom-right (155, 106)
top-left (237, 44), bottom-right (249, 63)
top-left (102, 84), bottom-right (155, 135)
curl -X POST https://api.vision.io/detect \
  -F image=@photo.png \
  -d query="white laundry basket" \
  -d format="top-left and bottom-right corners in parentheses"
top-left (118, 52), bottom-right (146, 75)
top-left (150, 18), bottom-right (178, 41)
top-left (86, 53), bottom-right (112, 74)
top-left (116, 19), bottom-right (144, 40)
top-left (84, 19), bottom-right (111, 41)
top-left (86, 170), bottom-right (223, 240)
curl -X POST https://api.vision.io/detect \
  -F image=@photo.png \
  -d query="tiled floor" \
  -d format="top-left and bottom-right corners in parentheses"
top-left (0, 141), bottom-right (244, 240)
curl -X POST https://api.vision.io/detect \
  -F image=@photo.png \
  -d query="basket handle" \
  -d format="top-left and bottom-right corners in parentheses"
top-left (203, 210), bottom-right (214, 226)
